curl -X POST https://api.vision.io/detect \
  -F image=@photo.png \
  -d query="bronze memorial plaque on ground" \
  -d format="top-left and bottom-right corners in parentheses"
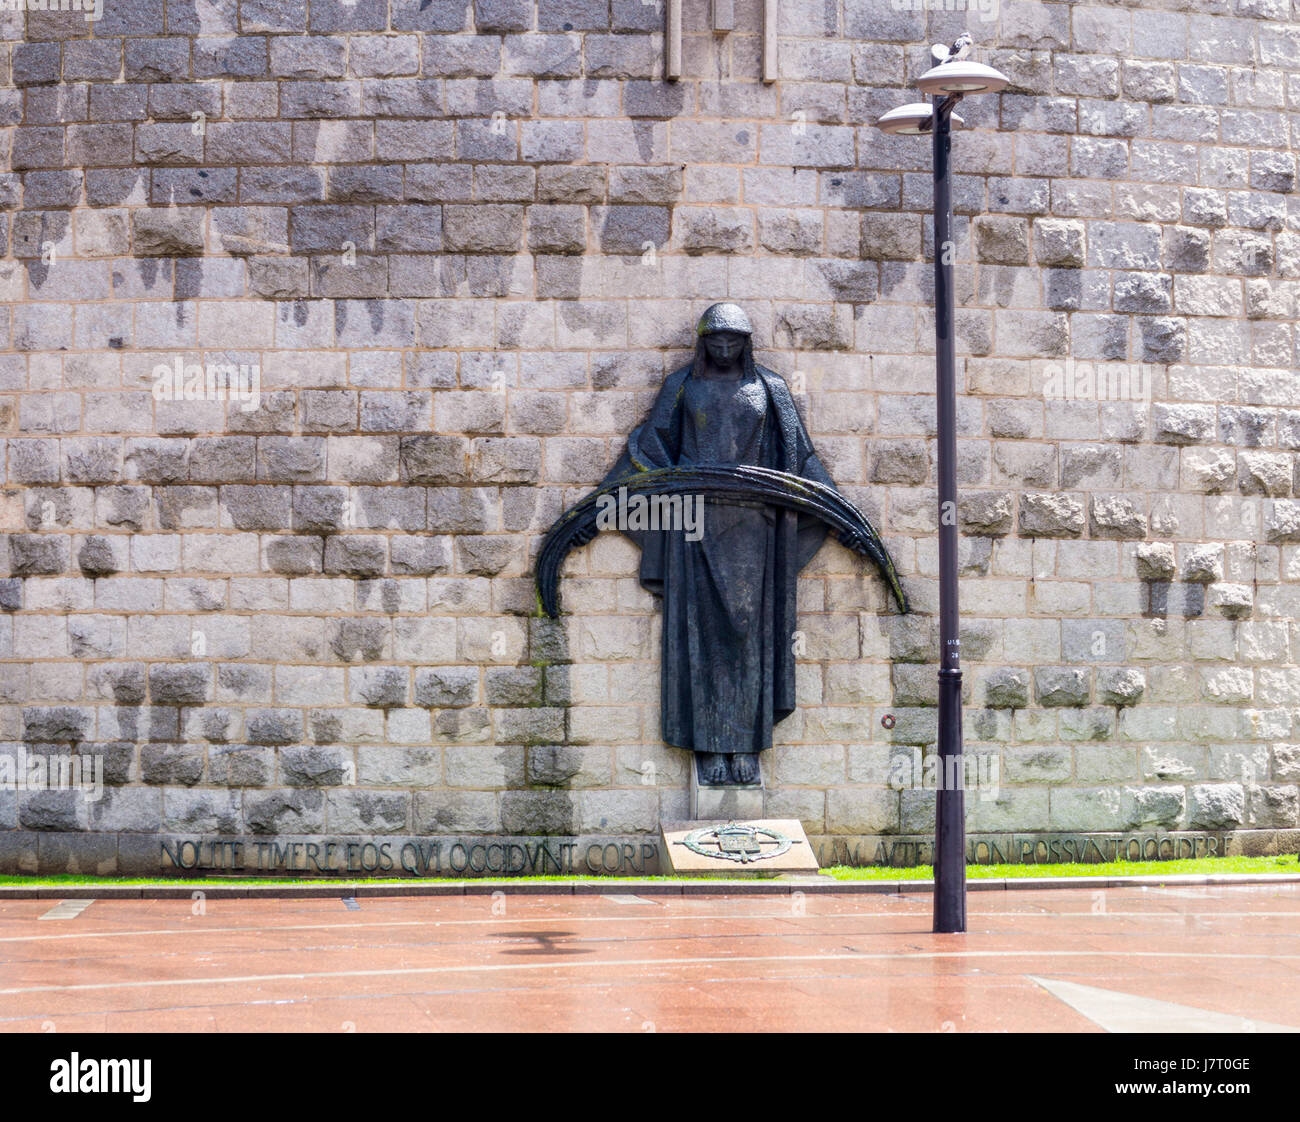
top-left (660, 819), bottom-right (820, 877)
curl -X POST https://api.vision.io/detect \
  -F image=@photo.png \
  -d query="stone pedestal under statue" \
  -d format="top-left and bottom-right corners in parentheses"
top-left (690, 755), bottom-right (764, 820)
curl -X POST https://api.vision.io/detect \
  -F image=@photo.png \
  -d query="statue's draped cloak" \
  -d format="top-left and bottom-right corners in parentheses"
top-left (604, 361), bottom-right (835, 755)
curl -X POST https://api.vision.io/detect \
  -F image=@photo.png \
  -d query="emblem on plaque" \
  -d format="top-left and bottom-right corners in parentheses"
top-left (678, 822), bottom-right (796, 865)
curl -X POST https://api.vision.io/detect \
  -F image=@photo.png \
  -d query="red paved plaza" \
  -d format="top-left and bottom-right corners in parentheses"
top-left (2, 884), bottom-right (1299, 1033)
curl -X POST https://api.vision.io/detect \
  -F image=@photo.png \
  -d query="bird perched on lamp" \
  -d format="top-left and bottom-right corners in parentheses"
top-left (932, 32), bottom-right (973, 63)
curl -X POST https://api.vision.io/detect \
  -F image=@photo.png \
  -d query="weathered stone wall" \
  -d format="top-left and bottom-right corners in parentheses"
top-left (1, 0), bottom-right (1299, 874)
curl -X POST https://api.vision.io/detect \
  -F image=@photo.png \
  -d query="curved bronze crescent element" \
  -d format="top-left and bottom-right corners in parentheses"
top-left (535, 463), bottom-right (909, 618)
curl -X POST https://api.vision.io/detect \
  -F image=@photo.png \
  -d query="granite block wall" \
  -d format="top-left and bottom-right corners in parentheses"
top-left (0, 0), bottom-right (1298, 872)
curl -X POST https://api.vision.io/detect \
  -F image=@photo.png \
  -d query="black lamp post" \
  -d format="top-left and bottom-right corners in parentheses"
top-left (875, 47), bottom-right (1009, 935)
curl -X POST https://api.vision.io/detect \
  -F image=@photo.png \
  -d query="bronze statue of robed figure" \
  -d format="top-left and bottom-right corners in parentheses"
top-left (537, 303), bottom-right (908, 787)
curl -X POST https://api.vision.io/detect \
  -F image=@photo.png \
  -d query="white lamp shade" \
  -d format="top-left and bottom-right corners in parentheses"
top-left (915, 60), bottom-right (1009, 96)
top-left (874, 102), bottom-right (965, 135)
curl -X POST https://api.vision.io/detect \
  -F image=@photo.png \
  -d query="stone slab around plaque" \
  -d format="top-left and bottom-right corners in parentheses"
top-left (660, 818), bottom-right (821, 877)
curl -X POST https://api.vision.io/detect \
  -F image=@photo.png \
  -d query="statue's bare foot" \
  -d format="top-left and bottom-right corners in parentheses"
top-left (698, 753), bottom-right (729, 786)
top-left (730, 753), bottom-right (760, 785)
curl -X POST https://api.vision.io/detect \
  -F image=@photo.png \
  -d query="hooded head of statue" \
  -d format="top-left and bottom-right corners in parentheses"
top-left (692, 302), bottom-right (756, 377)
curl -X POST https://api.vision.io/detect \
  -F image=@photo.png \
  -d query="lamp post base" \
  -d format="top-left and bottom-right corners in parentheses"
top-left (933, 666), bottom-right (966, 933)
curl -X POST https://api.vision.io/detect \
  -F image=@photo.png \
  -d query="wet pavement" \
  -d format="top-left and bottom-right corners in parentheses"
top-left (2, 884), bottom-right (1298, 1032)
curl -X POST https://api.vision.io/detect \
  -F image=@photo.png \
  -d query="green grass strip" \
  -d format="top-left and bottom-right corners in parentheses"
top-left (828, 855), bottom-right (1300, 880)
